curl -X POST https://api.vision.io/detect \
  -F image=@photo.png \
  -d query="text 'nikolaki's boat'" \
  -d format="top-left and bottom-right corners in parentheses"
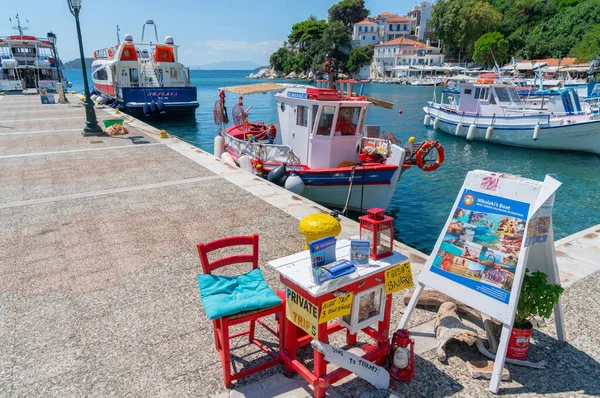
top-left (91, 20), bottom-right (198, 116)
top-left (214, 80), bottom-right (445, 213)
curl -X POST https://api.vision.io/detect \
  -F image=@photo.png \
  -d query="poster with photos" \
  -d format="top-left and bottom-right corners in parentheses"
top-left (431, 189), bottom-right (529, 304)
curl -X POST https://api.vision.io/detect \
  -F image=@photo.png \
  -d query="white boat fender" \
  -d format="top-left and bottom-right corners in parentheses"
top-left (423, 114), bottom-right (431, 126)
top-left (533, 124), bottom-right (540, 141)
top-left (91, 94), bottom-right (98, 102)
top-left (285, 171), bottom-right (305, 194)
top-left (267, 163), bottom-right (288, 187)
top-left (143, 103), bottom-right (151, 117)
top-left (220, 152), bottom-right (234, 164)
top-left (467, 124), bottom-right (476, 141)
top-left (238, 155), bottom-right (253, 173)
top-left (150, 101), bottom-right (158, 114)
top-left (213, 135), bottom-right (224, 159)
top-left (485, 125), bottom-right (494, 140)
top-left (433, 117), bottom-right (439, 130)
top-left (455, 122), bottom-right (463, 136)
top-left (156, 100), bottom-right (166, 114)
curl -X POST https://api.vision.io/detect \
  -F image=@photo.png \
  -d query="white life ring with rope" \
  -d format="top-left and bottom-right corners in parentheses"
top-left (445, 80), bottom-right (457, 90)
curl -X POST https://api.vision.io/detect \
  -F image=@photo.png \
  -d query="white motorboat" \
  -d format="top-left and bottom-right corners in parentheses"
top-left (424, 77), bottom-right (600, 154)
top-left (216, 80), bottom-right (445, 213)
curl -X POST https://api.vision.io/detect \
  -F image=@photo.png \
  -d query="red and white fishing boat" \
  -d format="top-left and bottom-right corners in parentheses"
top-left (214, 80), bottom-right (444, 213)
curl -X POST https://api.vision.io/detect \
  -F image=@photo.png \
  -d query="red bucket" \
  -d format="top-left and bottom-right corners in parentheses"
top-left (507, 326), bottom-right (533, 359)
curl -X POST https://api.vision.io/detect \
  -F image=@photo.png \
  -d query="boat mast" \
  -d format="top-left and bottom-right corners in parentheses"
top-left (116, 25), bottom-right (121, 44)
top-left (11, 13), bottom-right (28, 38)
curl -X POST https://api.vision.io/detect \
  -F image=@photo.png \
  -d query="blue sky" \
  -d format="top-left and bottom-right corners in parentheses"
top-left (2, 0), bottom-right (417, 66)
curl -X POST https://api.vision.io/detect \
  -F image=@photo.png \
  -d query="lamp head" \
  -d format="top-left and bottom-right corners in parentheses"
top-left (69, 0), bottom-right (82, 10)
top-left (47, 32), bottom-right (57, 45)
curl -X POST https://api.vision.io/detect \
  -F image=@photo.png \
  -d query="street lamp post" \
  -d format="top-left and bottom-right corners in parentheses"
top-left (46, 32), bottom-right (62, 84)
top-left (66, 0), bottom-right (103, 136)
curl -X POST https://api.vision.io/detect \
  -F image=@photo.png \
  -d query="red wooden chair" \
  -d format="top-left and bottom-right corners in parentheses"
top-left (197, 234), bottom-right (283, 387)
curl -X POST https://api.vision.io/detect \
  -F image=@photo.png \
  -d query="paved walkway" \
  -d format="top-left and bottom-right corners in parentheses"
top-left (1, 94), bottom-right (598, 398)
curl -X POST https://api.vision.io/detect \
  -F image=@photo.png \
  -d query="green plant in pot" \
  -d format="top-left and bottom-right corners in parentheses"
top-left (508, 269), bottom-right (564, 360)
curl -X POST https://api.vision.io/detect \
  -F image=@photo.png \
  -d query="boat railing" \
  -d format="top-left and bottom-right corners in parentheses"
top-left (223, 132), bottom-right (292, 164)
top-left (115, 81), bottom-right (193, 89)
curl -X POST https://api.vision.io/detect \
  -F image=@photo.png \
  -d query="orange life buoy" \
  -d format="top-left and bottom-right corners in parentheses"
top-left (108, 48), bottom-right (113, 58)
top-left (93, 51), bottom-right (97, 60)
top-left (415, 141), bottom-right (444, 172)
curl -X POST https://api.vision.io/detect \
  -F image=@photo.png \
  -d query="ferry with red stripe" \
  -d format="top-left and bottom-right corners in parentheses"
top-left (91, 20), bottom-right (198, 116)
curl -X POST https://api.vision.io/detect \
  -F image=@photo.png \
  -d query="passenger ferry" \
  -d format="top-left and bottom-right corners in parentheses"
top-left (91, 20), bottom-right (198, 116)
top-left (0, 14), bottom-right (67, 93)
top-left (216, 80), bottom-right (445, 213)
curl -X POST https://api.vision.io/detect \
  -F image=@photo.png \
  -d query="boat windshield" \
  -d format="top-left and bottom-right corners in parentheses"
top-left (495, 86), bottom-right (512, 103)
top-left (334, 106), bottom-right (361, 136)
top-left (316, 106), bottom-right (336, 136)
top-left (508, 87), bottom-right (521, 103)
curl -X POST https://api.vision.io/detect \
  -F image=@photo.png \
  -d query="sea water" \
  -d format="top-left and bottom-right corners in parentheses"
top-left (64, 70), bottom-right (600, 254)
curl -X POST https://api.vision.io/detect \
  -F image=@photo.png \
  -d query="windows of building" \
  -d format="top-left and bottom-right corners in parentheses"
top-left (359, 26), bottom-right (362, 31)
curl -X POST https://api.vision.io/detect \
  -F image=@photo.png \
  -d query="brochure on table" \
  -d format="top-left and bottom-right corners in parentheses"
top-left (398, 170), bottom-right (563, 394)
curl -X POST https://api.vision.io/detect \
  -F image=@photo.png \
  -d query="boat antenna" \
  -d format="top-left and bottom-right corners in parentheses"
top-left (11, 13), bottom-right (29, 37)
top-left (116, 25), bottom-right (120, 44)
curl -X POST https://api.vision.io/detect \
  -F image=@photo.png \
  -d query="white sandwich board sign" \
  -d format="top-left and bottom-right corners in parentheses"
top-left (398, 170), bottom-right (563, 393)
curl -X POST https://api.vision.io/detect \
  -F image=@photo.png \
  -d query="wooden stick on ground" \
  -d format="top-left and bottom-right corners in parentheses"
top-left (434, 302), bottom-right (478, 362)
top-left (404, 289), bottom-right (481, 318)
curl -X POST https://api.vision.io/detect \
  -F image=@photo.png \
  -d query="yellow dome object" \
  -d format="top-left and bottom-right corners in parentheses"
top-left (408, 136), bottom-right (416, 143)
top-left (299, 213), bottom-right (342, 249)
top-left (159, 130), bottom-right (169, 139)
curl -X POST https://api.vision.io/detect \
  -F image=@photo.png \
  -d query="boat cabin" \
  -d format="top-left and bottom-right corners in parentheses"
top-left (274, 86), bottom-right (370, 169)
top-left (91, 34), bottom-right (190, 92)
top-left (455, 82), bottom-right (582, 116)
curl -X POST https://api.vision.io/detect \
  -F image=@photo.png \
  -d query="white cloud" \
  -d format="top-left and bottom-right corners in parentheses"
top-left (198, 39), bottom-right (283, 54)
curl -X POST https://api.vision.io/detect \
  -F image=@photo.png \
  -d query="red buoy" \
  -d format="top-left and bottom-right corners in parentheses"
top-left (398, 109), bottom-right (403, 114)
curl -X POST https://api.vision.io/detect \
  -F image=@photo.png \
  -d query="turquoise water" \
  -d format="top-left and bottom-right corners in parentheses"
top-left (63, 70), bottom-right (600, 254)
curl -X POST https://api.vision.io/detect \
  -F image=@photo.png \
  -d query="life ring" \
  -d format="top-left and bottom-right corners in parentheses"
top-left (93, 51), bottom-right (97, 60)
top-left (415, 141), bottom-right (444, 171)
top-left (445, 80), bottom-right (457, 90)
top-left (108, 48), bottom-right (113, 58)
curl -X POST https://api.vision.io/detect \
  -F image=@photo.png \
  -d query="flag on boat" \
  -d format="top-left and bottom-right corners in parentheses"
top-left (493, 63), bottom-right (502, 78)
top-left (512, 57), bottom-right (519, 76)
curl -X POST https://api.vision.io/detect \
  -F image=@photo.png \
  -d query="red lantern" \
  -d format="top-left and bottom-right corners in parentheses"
top-left (359, 208), bottom-right (394, 260)
top-left (389, 329), bottom-right (415, 381)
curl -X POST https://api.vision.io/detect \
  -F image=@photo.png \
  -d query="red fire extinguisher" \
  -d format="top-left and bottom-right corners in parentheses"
top-left (389, 329), bottom-right (415, 381)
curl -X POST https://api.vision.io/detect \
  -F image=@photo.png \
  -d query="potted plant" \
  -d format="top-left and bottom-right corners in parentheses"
top-left (508, 269), bottom-right (564, 359)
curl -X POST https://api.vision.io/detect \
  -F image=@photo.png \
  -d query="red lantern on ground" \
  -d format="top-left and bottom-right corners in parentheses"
top-left (359, 208), bottom-right (394, 260)
top-left (389, 329), bottom-right (415, 381)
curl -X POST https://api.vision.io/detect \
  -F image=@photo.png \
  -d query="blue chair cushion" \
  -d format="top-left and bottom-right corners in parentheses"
top-left (197, 268), bottom-right (282, 320)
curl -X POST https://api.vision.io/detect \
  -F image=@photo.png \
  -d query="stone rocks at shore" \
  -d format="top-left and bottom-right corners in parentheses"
top-left (246, 67), bottom-right (320, 80)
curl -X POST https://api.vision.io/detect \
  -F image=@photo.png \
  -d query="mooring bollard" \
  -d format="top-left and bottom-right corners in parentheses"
top-left (299, 213), bottom-right (341, 249)
top-left (159, 130), bottom-right (169, 139)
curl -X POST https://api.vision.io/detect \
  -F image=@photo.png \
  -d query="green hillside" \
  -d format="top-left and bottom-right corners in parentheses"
top-left (63, 58), bottom-right (93, 70)
top-left (431, 0), bottom-right (600, 63)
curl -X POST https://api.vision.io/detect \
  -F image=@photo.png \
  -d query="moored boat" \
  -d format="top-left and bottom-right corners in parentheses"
top-left (0, 14), bottom-right (68, 93)
top-left (424, 77), bottom-right (600, 154)
top-left (91, 20), bottom-right (198, 116)
top-left (215, 80), bottom-right (445, 213)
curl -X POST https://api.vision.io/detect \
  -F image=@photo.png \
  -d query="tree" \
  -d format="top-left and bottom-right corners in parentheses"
top-left (346, 45), bottom-right (374, 73)
top-left (288, 16), bottom-right (328, 50)
top-left (431, 0), bottom-right (501, 60)
top-left (569, 25), bottom-right (600, 63)
top-left (473, 32), bottom-right (509, 66)
top-left (323, 21), bottom-right (353, 69)
top-left (328, 0), bottom-right (369, 29)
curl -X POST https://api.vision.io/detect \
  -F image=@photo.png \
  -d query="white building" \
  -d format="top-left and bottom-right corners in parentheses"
top-left (352, 19), bottom-right (379, 46)
top-left (382, 15), bottom-right (413, 41)
top-left (374, 37), bottom-right (444, 76)
top-left (407, 2), bottom-right (434, 41)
